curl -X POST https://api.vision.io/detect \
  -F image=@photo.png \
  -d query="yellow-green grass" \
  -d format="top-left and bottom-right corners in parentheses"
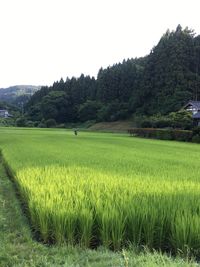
top-left (1, 127), bottom-right (200, 255)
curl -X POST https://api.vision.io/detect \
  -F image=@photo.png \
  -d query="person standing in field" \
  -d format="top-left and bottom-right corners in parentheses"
top-left (74, 129), bottom-right (78, 136)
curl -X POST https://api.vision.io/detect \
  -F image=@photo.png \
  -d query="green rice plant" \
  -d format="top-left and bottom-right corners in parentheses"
top-left (51, 208), bottom-right (77, 244)
top-left (171, 211), bottom-right (200, 255)
top-left (126, 200), bottom-right (143, 246)
top-left (78, 207), bottom-right (94, 247)
top-left (1, 128), bottom-right (200, 256)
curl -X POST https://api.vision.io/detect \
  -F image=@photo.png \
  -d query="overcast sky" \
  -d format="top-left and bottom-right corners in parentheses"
top-left (0, 0), bottom-right (200, 88)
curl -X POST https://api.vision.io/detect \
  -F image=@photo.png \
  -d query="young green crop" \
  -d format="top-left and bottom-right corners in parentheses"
top-left (1, 128), bottom-right (200, 255)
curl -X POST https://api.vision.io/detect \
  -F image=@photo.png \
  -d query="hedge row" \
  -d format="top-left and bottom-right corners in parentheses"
top-left (128, 128), bottom-right (193, 142)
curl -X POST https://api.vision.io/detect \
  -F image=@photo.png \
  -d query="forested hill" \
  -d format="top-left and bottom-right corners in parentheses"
top-left (26, 25), bottom-right (200, 124)
top-left (0, 85), bottom-right (41, 105)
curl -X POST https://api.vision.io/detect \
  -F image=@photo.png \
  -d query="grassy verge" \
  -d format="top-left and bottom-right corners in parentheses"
top-left (0, 158), bottom-right (199, 267)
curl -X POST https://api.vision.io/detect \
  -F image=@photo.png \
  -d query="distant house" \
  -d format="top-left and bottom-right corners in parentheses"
top-left (183, 101), bottom-right (200, 126)
top-left (0, 109), bottom-right (10, 118)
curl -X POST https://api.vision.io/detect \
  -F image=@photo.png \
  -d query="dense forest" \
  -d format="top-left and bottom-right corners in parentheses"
top-left (24, 25), bottom-right (200, 126)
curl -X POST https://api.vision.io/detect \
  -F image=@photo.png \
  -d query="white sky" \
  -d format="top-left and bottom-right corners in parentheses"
top-left (0, 0), bottom-right (200, 88)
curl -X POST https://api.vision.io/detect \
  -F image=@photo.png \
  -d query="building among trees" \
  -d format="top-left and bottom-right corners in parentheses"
top-left (0, 109), bottom-right (10, 118)
top-left (183, 101), bottom-right (200, 126)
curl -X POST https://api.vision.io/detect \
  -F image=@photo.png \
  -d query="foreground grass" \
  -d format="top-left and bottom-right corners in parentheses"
top-left (0, 159), bottom-right (198, 267)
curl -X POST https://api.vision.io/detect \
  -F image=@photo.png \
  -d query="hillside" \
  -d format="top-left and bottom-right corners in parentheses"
top-left (0, 85), bottom-right (41, 105)
top-left (25, 25), bottom-right (200, 125)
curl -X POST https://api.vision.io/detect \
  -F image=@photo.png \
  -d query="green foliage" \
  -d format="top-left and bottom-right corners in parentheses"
top-left (137, 111), bottom-right (193, 130)
top-left (128, 128), bottom-right (193, 142)
top-left (168, 110), bottom-right (193, 129)
top-left (97, 101), bottom-right (129, 122)
top-left (25, 26), bottom-right (200, 124)
top-left (192, 126), bottom-right (200, 136)
top-left (191, 127), bottom-right (200, 143)
top-left (0, 118), bottom-right (15, 127)
top-left (192, 135), bottom-right (200, 143)
top-left (139, 115), bottom-right (172, 128)
top-left (2, 128), bottom-right (200, 257)
top-left (78, 100), bottom-right (100, 122)
top-left (16, 117), bottom-right (27, 127)
top-left (40, 91), bottom-right (72, 123)
top-left (37, 122), bottom-right (46, 128)
top-left (45, 118), bottom-right (57, 128)
top-left (26, 120), bottom-right (34, 127)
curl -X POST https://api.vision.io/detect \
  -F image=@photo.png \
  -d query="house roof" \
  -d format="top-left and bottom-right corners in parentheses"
top-left (193, 112), bottom-right (200, 119)
top-left (184, 101), bottom-right (200, 109)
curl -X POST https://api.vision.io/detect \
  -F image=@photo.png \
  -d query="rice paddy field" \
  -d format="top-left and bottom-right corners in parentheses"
top-left (1, 127), bottom-right (200, 257)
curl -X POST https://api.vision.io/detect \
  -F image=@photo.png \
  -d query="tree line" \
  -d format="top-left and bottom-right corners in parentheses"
top-left (24, 25), bottom-right (200, 127)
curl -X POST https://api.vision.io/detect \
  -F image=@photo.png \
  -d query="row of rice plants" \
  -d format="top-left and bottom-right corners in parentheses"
top-left (13, 165), bottom-right (200, 255)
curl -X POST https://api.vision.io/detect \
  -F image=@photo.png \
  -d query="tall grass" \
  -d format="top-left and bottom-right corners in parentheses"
top-left (1, 128), bottom-right (200, 255)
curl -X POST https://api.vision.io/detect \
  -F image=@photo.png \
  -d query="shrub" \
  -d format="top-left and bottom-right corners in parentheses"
top-left (192, 135), bottom-right (200, 143)
top-left (26, 121), bottom-right (34, 127)
top-left (16, 117), bottom-right (26, 127)
top-left (168, 110), bottom-right (193, 130)
top-left (172, 130), bottom-right (193, 142)
top-left (135, 111), bottom-right (193, 130)
top-left (128, 128), bottom-right (193, 142)
top-left (191, 127), bottom-right (200, 143)
top-left (156, 129), bottom-right (173, 140)
top-left (45, 119), bottom-right (57, 128)
top-left (34, 121), bottom-right (40, 127)
top-left (141, 120), bottom-right (152, 128)
top-left (37, 122), bottom-right (46, 128)
top-left (192, 127), bottom-right (200, 136)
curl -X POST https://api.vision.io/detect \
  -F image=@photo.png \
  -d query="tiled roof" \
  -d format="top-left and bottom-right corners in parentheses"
top-left (186, 101), bottom-right (200, 109)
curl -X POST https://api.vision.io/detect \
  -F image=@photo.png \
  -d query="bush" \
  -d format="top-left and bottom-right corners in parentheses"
top-left (172, 130), bottom-right (193, 142)
top-left (135, 111), bottom-right (193, 130)
top-left (16, 117), bottom-right (26, 127)
top-left (191, 127), bottom-right (200, 143)
top-left (37, 122), bottom-right (46, 128)
top-left (192, 126), bottom-right (200, 136)
top-left (192, 135), bottom-right (200, 143)
top-left (168, 110), bottom-right (193, 129)
top-left (128, 128), bottom-right (193, 142)
top-left (34, 121), bottom-right (40, 127)
top-left (45, 119), bottom-right (57, 128)
top-left (0, 118), bottom-right (15, 127)
top-left (156, 129), bottom-right (173, 140)
top-left (141, 120), bottom-right (152, 128)
top-left (26, 121), bottom-right (34, 127)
